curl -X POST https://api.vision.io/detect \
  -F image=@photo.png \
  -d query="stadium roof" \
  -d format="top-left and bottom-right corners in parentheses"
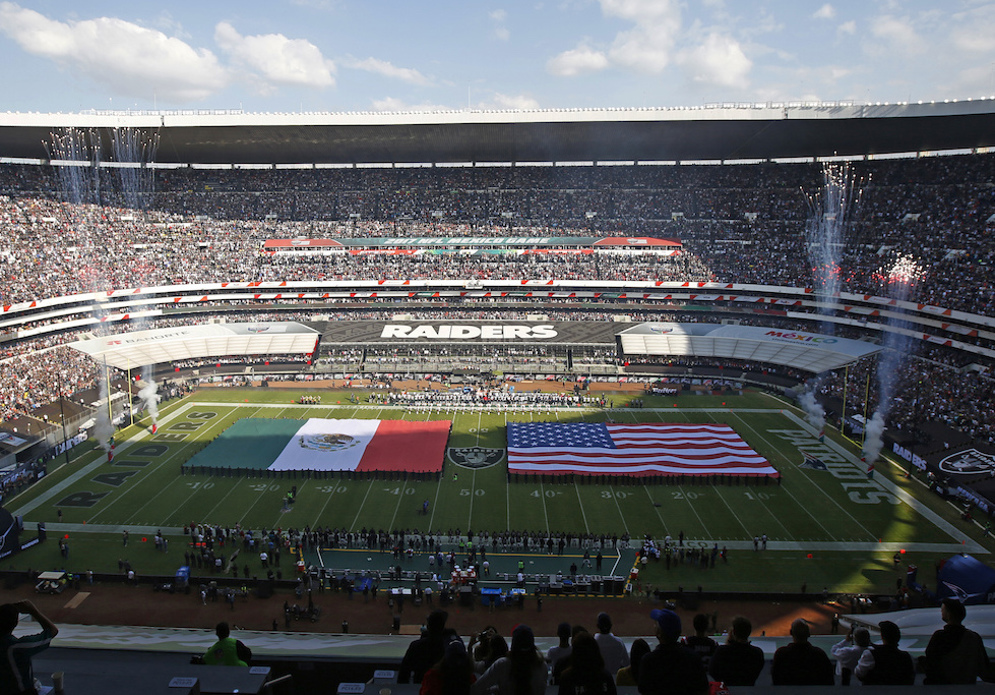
top-left (69, 322), bottom-right (319, 370)
top-left (2, 100), bottom-right (995, 164)
top-left (617, 323), bottom-right (880, 373)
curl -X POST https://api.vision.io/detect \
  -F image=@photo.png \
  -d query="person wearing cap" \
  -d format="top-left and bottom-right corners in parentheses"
top-left (770, 618), bottom-right (834, 685)
top-left (708, 616), bottom-right (765, 687)
top-left (919, 598), bottom-right (992, 684)
top-left (594, 612), bottom-right (629, 677)
top-left (420, 638), bottom-right (476, 695)
top-left (472, 624), bottom-right (548, 694)
top-left (854, 620), bottom-right (915, 685)
top-left (400, 609), bottom-right (462, 684)
top-left (638, 609), bottom-right (709, 695)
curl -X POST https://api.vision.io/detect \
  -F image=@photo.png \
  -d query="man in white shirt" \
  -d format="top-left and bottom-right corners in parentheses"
top-left (831, 626), bottom-right (871, 686)
top-left (594, 611), bottom-right (629, 676)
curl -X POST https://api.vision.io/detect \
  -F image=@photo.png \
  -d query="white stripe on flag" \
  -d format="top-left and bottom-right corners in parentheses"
top-left (269, 418), bottom-right (380, 471)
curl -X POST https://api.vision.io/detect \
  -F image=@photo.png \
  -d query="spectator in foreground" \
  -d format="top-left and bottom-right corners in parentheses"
top-left (472, 624), bottom-right (548, 695)
top-left (594, 612), bottom-right (629, 676)
top-left (400, 609), bottom-right (462, 684)
top-left (770, 618), bottom-right (834, 686)
top-left (919, 598), bottom-right (992, 684)
top-left (708, 616), bottom-right (765, 687)
top-left (420, 639), bottom-right (476, 695)
top-left (638, 609), bottom-right (709, 695)
top-left (203, 621), bottom-right (250, 666)
top-left (830, 625), bottom-right (871, 685)
top-left (684, 613), bottom-right (718, 669)
top-left (855, 620), bottom-right (915, 685)
top-left (615, 638), bottom-right (650, 686)
top-left (546, 622), bottom-right (572, 681)
top-left (557, 631), bottom-right (617, 695)
top-left (0, 600), bottom-right (59, 695)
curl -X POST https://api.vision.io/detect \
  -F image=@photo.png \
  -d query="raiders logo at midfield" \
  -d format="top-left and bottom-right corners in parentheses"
top-left (447, 447), bottom-right (504, 469)
top-left (938, 449), bottom-right (995, 476)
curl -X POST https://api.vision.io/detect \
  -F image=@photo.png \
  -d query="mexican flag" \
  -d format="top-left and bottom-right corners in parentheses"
top-left (268, 418), bottom-right (451, 472)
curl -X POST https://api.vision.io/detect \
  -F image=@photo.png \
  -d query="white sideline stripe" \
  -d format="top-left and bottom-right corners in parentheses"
top-left (780, 410), bottom-right (987, 554)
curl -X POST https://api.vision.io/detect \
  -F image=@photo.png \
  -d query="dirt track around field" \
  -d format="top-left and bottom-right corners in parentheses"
top-left (8, 578), bottom-right (839, 639)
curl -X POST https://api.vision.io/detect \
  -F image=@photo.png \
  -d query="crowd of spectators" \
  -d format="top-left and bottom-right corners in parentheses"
top-left (2, 154), bottom-right (995, 452)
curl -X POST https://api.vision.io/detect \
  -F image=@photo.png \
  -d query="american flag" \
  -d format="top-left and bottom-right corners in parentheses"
top-left (507, 422), bottom-right (777, 477)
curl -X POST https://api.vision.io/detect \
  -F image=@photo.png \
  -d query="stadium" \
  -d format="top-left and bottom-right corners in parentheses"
top-left (2, 101), bottom-right (995, 692)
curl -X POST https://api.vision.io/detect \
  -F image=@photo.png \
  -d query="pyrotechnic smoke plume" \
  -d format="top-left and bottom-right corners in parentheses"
top-left (799, 163), bottom-right (864, 432)
top-left (862, 254), bottom-right (924, 463)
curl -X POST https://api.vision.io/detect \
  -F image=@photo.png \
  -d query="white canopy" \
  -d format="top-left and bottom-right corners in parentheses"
top-left (69, 322), bottom-right (319, 370)
top-left (618, 323), bottom-right (880, 373)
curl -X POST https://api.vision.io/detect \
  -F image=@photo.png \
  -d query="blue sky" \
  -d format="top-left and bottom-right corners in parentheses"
top-left (1, 1), bottom-right (993, 113)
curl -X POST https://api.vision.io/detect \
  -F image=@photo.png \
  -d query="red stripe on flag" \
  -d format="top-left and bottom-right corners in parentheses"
top-left (355, 419), bottom-right (451, 473)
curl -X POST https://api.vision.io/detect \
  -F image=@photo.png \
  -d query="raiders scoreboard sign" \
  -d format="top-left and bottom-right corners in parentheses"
top-left (320, 321), bottom-right (623, 345)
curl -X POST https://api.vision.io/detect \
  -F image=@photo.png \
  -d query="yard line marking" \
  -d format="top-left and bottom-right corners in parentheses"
top-left (643, 485), bottom-right (669, 535)
top-left (202, 476), bottom-right (248, 521)
top-left (468, 469), bottom-right (477, 530)
top-left (270, 478), bottom-right (311, 529)
top-left (780, 409), bottom-right (977, 546)
top-left (573, 480), bottom-right (591, 534)
top-left (730, 411), bottom-right (869, 541)
top-left (10, 399), bottom-right (200, 518)
top-left (540, 479), bottom-right (550, 532)
top-left (313, 480), bottom-right (342, 527)
top-left (429, 470), bottom-right (443, 530)
top-left (120, 405), bottom-right (269, 526)
top-left (697, 409), bottom-right (794, 539)
top-left (710, 486), bottom-right (757, 538)
top-left (350, 480), bottom-right (376, 531)
top-left (388, 480), bottom-right (408, 531)
top-left (610, 483), bottom-right (631, 536)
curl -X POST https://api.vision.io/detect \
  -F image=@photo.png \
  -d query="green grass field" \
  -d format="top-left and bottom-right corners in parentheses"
top-left (4, 386), bottom-right (990, 595)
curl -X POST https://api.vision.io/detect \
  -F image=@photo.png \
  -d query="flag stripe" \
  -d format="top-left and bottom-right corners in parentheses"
top-left (356, 419), bottom-right (452, 472)
top-left (507, 422), bottom-right (777, 477)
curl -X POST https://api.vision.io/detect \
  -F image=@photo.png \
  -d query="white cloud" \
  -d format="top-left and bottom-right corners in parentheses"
top-left (599, 0), bottom-right (677, 23)
top-left (951, 11), bottom-right (995, 53)
top-left (214, 21), bottom-right (335, 90)
top-left (547, 44), bottom-right (610, 76)
top-left (489, 9), bottom-right (509, 41)
top-left (479, 92), bottom-right (540, 110)
top-left (868, 14), bottom-right (924, 54)
top-left (371, 96), bottom-right (454, 112)
top-left (813, 4), bottom-right (836, 20)
top-left (678, 33), bottom-right (752, 88)
top-left (602, 0), bottom-right (681, 73)
top-left (0, 2), bottom-right (227, 102)
top-left (838, 20), bottom-right (857, 36)
top-left (348, 57), bottom-right (431, 86)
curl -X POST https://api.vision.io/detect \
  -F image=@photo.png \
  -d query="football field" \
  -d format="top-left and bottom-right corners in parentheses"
top-left (6, 387), bottom-right (988, 593)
